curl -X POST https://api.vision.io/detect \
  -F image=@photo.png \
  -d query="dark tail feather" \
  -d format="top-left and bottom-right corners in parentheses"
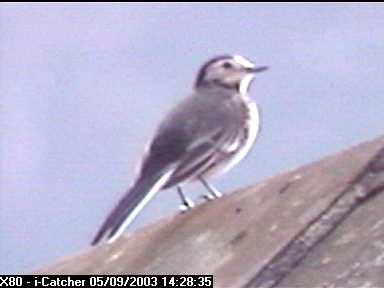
top-left (91, 170), bottom-right (171, 245)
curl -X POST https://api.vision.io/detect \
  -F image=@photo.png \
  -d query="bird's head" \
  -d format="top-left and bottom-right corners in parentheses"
top-left (195, 55), bottom-right (268, 94)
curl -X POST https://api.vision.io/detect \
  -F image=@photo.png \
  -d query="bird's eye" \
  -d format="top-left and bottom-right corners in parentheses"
top-left (223, 62), bottom-right (233, 69)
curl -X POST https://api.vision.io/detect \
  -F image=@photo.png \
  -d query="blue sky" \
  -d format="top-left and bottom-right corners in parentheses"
top-left (1, 3), bottom-right (384, 273)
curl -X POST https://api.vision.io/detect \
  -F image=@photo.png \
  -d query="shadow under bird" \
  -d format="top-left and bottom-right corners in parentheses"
top-left (92, 55), bottom-right (268, 245)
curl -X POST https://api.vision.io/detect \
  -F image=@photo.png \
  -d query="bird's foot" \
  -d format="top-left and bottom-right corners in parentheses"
top-left (201, 190), bottom-right (222, 201)
top-left (177, 186), bottom-right (195, 213)
top-left (199, 177), bottom-right (222, 201)
top-left (179, 198), bottom-right (195, 213)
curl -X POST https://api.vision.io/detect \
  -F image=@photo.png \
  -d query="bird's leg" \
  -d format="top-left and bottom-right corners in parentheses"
top-left (199, 177), bottom-right (222, 200)
top-left (177, 186), bottom-right (195, 212)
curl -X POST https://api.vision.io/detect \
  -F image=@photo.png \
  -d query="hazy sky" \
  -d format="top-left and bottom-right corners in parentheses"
top-left (1, 3), bottom-right (384, 274)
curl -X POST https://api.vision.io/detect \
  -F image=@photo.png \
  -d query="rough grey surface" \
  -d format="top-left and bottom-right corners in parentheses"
top-left (278, 187), bottom-right (384, 288)
top-left (35, 136), bottom-right (384, 288)
top-left (247, 146), bottom-right (384, 288)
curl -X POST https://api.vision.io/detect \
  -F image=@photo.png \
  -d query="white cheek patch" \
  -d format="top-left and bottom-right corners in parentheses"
top-left (233, 55), bottom-right (255, 68)
top-left (239, 74), bottom-right (255, 95)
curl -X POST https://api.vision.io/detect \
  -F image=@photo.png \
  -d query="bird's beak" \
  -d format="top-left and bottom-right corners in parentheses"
top-left (246, 66), bottom-right (269, 73)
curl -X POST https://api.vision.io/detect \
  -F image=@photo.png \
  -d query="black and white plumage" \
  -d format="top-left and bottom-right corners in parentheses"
top-left (91, 55), bottom-right (268, 245)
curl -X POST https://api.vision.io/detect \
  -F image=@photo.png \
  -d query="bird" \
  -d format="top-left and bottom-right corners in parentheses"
top-left (91, 55), bottom-right (268, 245)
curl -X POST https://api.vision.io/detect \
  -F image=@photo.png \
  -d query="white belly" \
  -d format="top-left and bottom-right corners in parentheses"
top-left (204, 100), bottom-right (260, 178)
top-left (224, 101), bottom-right (259, 171)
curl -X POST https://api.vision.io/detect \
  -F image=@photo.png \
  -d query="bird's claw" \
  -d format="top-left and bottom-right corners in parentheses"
top-left (201, 191), bottom-right (222, 201)
top-left (179, 198), bottom-right (195, 213)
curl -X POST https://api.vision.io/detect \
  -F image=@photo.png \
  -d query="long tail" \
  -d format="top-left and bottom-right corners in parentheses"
top-left (91, 169), bottom-right (173, 245)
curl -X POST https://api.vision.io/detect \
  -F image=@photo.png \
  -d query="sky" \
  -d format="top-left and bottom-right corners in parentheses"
top-left (1, 3), bottom-right (384, 274)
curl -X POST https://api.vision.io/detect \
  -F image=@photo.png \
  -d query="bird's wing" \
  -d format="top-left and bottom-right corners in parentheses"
top-left (140, 94), bottom-right (242, 188)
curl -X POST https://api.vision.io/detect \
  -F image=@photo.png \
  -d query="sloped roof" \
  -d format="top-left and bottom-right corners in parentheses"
top-left (36, 135), bottom-right (384, 288)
